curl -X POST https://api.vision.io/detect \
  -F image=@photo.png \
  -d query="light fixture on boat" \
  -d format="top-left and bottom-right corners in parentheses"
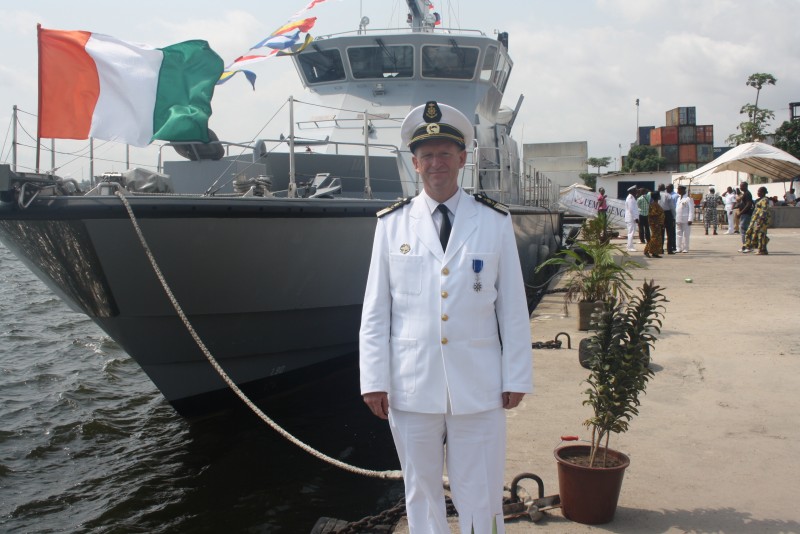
top-left (372, 83), bottom-right (385, 96)
top-left (359, 16), bottom-right (370, 34)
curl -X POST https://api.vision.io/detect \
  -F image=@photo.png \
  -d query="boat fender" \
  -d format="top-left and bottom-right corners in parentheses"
top-left (377, 197), bottom-right (411, 218)
top-left (473, 192), bottom-right (509, 215)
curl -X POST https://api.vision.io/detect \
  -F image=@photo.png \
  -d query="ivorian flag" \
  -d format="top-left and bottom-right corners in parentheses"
top-left (37, 25), bottom-right (224, 147)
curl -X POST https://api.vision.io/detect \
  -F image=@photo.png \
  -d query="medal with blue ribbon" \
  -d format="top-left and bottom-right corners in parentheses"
top-left (472, 259), bottom-right (483, 292)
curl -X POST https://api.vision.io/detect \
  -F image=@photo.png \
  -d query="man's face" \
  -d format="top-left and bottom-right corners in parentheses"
top-left (412, 139), bottom-right (467, 200)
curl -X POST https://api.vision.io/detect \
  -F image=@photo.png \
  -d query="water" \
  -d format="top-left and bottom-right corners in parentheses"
top-left (0, 243), bottom-right (402, 533)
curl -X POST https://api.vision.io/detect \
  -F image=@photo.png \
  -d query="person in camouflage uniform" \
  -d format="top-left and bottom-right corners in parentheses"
top-left (702, 187), bottom-right (723, 235)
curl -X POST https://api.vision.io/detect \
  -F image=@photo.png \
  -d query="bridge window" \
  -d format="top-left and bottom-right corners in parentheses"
top-left (421, 44), bottom-right (479, 79)
top-left (347, 45), bottom-right (414, 79)
top-left (480, 46), bottom-right (497, 81)
top-left (297, 48), bottom-right (346, 84)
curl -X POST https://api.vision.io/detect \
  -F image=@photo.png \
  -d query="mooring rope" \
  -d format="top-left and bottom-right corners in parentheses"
top-left (116, 191), bottom-right (403, 481)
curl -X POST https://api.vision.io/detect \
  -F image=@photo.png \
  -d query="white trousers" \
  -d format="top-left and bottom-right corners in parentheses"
top-left (676, 222), bottom-right (691, 252)
top-left (626, 220), bottom-right (637, 250)
top-left (389, 407), bottom-right (506, 534)
top-left (726, 210), bottom-right (735, 234)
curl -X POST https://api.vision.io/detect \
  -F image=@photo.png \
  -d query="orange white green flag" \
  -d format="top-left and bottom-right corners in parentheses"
top-left (37, 25), bottom-right (224, 147)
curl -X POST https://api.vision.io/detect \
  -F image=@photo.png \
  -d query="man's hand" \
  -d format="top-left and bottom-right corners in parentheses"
top-left (363, 392), bottom-right (389, 419)
top-left (502, 392), bottom-right (525, 410)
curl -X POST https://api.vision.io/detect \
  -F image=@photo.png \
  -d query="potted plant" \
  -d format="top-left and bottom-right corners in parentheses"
top-left (554, 280), bottom-right (667, 524)
top-left (537, 217), bottom-right (641, 331)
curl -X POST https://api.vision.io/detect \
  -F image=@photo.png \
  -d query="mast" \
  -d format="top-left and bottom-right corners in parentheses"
top-left (406, 0), bottom-right (436, 32)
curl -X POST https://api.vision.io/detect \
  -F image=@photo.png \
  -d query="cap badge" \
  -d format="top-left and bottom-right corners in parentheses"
top-left (426, 123), bottom-right (440, 135)
top-left (423, 101), bottom-right (442, 123)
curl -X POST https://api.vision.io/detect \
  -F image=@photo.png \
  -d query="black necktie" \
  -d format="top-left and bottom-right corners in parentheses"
top-left (437, 204), bottom-right (451, 251)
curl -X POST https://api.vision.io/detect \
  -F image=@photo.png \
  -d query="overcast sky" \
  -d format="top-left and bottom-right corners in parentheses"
top-left (1, 0), bottom-right (797, 180)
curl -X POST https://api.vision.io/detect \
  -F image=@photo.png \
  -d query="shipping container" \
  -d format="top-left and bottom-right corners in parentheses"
top-left (679, 163), bottom-right (698, 173)
top-left (650, 127), bottom-right (662, 146)
top-left (662, 126), bottom-right (678, 145)
top-left (666, 108), bottom-right (679, 127)
top-left (638, 126), bottom-right (654, 146)
top-left (713, 146), bottom-right (732, 159)
top-left (696, 144), bottom-right (714, 163)
top-left (678, 125), bottom-right (696, 144)
top-left (696, 125), bottom-right (714, 144)
top-left (679, 144), bottom-right (697, 163)
top-left (659, 144), bottom-right (679, 164)
top-left (666, 106), bottom-right (696, 126)
top-left (683, 107), bottom-right (696, 125)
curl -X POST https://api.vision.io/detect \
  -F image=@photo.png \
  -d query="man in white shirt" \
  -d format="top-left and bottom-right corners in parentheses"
top-left (624, 185), bottom-right (639, 252)
top-left (675, 185), bottom-right (694, 253)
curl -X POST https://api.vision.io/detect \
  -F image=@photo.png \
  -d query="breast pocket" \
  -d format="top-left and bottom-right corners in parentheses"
top-left (389, 254), bottom-right (422, 295)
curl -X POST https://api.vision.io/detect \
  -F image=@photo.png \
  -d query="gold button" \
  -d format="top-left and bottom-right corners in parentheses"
top-left (441, 314), bottom-right (449, 321)
top-left (441, 291), bottom-right (448, 298)
top-left (441, 267), bottom-right (450, 275)
top-left (441, 338), bottom-right (448, 345)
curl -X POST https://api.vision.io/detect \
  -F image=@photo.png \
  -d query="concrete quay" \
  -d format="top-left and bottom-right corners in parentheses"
top-left (394, 227), bottom-right (800, 533)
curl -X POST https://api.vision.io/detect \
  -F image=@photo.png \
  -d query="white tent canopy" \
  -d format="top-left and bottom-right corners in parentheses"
top-left (682, 142), bottom-right (800, 183)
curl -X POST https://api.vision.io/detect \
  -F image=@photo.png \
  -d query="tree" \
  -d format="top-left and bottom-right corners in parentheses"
top-left (587, 157), bottom-right (612, 177)
top-left (773, 120), bottom-right (800, 160)
top-left (726, 72), bottom-right (777, 145)
top-left (580, 172), bottom-right (597, 190)
top-left (621, 145), bottom-right (666, 172)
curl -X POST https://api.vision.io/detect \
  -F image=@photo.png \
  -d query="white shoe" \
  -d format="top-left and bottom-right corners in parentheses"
top-left (626, 248), bottom-right (636, 252)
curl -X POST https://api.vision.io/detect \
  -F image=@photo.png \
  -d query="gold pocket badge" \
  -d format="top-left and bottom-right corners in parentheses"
top-left (400, 244), bottom-right (411, 254)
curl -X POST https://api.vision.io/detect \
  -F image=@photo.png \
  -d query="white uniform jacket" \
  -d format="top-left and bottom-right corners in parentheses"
top-left (676, 196), bottom-right (694, 223)
top-left (625, 194), bottom-right (639, 222)
top-left (359, 190), bottom-right (533, 415)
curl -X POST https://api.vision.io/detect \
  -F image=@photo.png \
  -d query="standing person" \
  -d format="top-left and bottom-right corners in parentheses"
top-left (644, 191), bottom-right (664, 258)
top-left (624, 185), bottom-right (639, 252)
top-left (703, 187), bottom-right (723, 235)
top-left (785, 188), bottom-right (796, 206)
top-left (743, 186), bottom-right (773, 254)
top-left (675, 185), bottom-right (693, 253)
top-left (636, 187), bottom-right (651, 244)
top-left (660, 183), bottom-right (677, 254)
top-left (738, 182), bottom-right (755, 251)
top-left (359, 101), bottom-right (533, 534)
top-left (733, 188), bottom-right (743, 233)
top-left (723, 186), bottom-right (737, 234)
top-left (596, 187), bottom-right (608, 214)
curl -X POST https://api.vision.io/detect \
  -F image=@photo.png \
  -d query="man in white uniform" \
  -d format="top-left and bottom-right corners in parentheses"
top-left (359, 101), bottom-right (533, 534)
top-left (723, 186), bottom-right (737, 234)
top-left (624, 185), bottom-right (639, 252)
top-left (675, 185), bottom-right (694, 253)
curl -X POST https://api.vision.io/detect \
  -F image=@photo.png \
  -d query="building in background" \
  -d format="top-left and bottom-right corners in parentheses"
top-left (522, 141), bottom-right (588, 189)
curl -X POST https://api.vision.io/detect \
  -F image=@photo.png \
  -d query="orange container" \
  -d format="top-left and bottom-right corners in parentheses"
top-left (661, 126), bottom-right (678, 145)
top-left (679, 144), bottom-right (697, 163)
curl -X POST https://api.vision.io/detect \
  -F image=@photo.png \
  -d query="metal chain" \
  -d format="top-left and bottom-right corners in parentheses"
top-left (116, 191), bottom-right (403, 481)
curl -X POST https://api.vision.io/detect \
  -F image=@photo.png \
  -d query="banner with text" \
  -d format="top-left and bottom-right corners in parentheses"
top-left (559, 187), bottom-right (626, 227)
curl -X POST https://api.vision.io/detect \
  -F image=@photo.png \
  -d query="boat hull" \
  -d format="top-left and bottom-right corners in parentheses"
top-left (0, 195), bottom-right (561, 417)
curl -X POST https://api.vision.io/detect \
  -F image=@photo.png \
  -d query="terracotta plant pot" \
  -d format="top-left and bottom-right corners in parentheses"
top-left (577, 301), bottom-right (603, 331)
top-left (554, 444), bottom-right (630, 524)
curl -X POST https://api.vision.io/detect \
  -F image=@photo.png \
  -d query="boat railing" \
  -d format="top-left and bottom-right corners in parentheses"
top-left (314, 27), bottom-right (487, 40)
top-left (522, 162), bottom-right (561, 210)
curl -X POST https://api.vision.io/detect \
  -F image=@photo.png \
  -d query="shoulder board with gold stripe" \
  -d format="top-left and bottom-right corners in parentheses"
top-left (473, 193), bottom-right (509, 215)
top-left (377, 197), bottom-right (412, 218)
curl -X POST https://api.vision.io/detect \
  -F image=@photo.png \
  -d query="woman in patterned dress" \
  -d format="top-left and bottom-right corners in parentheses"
top-left (644, 191), bottom-right (665, 258)
top-left (743, 186), bottom-right (772, 254)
